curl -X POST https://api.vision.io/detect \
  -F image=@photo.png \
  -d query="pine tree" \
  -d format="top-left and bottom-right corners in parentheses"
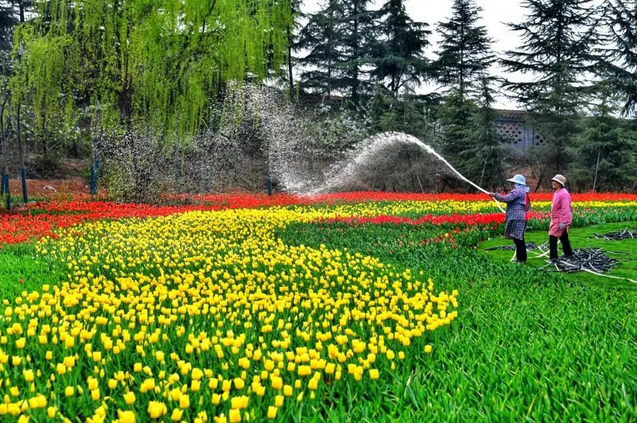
top-left (462, 77), bottom-right (507, 188)
top-left (285, 0), bottom-right (303, 98)
top-left (338, 0), bottom-right (377, 102)
top-left (0, 3), bottom-right (18, 55)
top-left (369, 0), bottom-right (430, 97)
top-left (567, 83), bottom-right (637, 191)
top-left (0, 1), bottom-right (31, 76)
top-left (602, 0), bottom-right (637, 116)
top-left (367, 89), bottom-right (437, 140)
top-left (296, 0), bottom-right (376, 102)
top-left (295, 0), bottom-right (346, 97)
top-left (437, 92), bottom-right (477, 175)
top-left (434, 0), bottom-right (500, 189)
top-left (502, 0), bottom-right (601, 178)
top-left (434, 0), bottom-right (495, 101)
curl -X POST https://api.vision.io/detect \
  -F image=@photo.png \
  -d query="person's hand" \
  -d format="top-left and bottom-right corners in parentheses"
top-left (559, 222), bottom-right (566, 230)
top-left (487, 192), bottom-right (495, 197)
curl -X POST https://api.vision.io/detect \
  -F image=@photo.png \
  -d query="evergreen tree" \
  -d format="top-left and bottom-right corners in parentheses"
top-left (339, 0), bottom-right (376, 102)
top-left (0, 1), bottom-right (31, 76)
top-left (367, 89), bottom-right (438, 140)
top-left (602, 0), bottom-right (637, 117)
top-left (434, 0), bottom-right (495, 101)
top-left (0, 3), bottom-right (18, 56)
top-left (296, 0), bottom-right (376, 102)
top-left (502, 0), bottom-right (601, 178)
top-left (433, 0), bottom-right (501, 190)
top-left (462, 77), bottom-right (507, 188)
top-left (295, 0), bottom-right (346, 97)
top-left (567, 84), bottom-right (637, 191)
top-left (369, 0), bottom-right (430, 97)
top-left (284, 0), bottom-right (303, 98)
top-left (437, 91), bottom-right (477, 177)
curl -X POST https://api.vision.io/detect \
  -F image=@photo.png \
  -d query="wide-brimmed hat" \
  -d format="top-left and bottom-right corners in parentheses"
top-left (551, 174), bottom-right (566, 186)
top-left (506, 174), bottom-right (526, 186)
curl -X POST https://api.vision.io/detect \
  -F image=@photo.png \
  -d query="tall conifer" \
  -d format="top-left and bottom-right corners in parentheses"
top-left (602, 0), bottom-right (637, 116)
top-left (502, 0), bottom-right (601, 177)
top-left (434, 0), bottom-right (494, 101)
top-left (370, 0), bottom-right (430, 97)
top-left (295, 0), bottom-right (346, 97)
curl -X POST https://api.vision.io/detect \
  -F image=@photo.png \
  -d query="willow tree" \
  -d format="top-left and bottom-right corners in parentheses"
top-left (12, 0), bottom-right (294, 147)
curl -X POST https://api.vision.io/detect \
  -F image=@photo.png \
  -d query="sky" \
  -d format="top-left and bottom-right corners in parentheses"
top-left (300, 0), bottom-right (533, 109)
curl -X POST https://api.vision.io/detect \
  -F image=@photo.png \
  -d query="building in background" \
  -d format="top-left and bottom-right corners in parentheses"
top-left (495, 109), bottom-right (545, 150)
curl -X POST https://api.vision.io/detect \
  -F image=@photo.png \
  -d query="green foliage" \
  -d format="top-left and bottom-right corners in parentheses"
top-left (0, 1), bottom-right (20, 72)
top-left (11, 0), bottom-right (294, 144)
top-left (462, 78), bottom-right (507, 187)
top-left (295, 0), bottom-right (346, 97)
top-left (438, 90), bottom-right (507, 190)
top-left (601, 0), bottom-right (637, 117)
top-left (295, 0), bottom-right (376, 102)
top-left (0, 242), bottom-right (64, 301)
top-left (567, 90), bottom-right (637, 192)
top-left (502, 0), bottom-right (601, 176)
top-left (433, 0), bottom-right (494, 100)
top-left (430, 0), bottom-right (504, 190)
top-left (304, 100), bottom-right (371, 161)
top-left (367, 89), bottom-right (440, 143)
top-left (369, 0), bottom-right (430, 97)
top-left (334, 0), bottom-right (376, 102)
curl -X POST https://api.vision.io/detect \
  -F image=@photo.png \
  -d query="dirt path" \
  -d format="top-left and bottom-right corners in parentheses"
top-left (4, 177), bottom-right (89, 198)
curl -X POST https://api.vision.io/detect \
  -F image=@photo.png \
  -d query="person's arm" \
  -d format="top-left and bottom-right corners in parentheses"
top-left (561, 193), bottom-right (573, 226)
top-left (493, 189), bottom-right (522, 203)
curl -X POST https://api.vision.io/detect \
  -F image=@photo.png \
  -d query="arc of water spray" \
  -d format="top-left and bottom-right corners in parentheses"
top-left (419, 143), bottom-right (507, 214)
top-left (303, 132), bottom-right (506, 213)
top-left (243, 89), bottom-right (507, 213)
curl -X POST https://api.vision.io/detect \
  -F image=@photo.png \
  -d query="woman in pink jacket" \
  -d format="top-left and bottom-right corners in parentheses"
top-left (549, 174), bottom-right (574, 260)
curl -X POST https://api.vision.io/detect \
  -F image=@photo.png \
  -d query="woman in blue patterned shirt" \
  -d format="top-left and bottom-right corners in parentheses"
top-left (488, 174), bottom-right (531, 264)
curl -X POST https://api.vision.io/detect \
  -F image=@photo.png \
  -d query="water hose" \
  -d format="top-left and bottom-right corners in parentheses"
top-left (443, 167), bottom-right (506, 214)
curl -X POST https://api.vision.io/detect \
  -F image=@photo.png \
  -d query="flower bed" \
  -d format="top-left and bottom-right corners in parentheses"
top-left (0, 193), bottom-right (636, 421)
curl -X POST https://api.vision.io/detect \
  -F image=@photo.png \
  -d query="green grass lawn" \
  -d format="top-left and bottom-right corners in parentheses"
top-left (0, 243), bottom-right (65, 301)
top-left (480, 221), bottom-right (637, 288)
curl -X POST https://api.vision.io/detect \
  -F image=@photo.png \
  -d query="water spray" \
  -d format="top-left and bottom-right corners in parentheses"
top-left (305, 131), bottom-right (506, 213)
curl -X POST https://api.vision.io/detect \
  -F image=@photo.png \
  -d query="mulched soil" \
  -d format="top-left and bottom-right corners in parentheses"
top-left (5, 177), bottom-right (88, 198)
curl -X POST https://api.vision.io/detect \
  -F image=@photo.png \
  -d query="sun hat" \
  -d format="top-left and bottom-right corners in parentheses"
top-left (506, 174), bottom-right (526, 186)
top-left (551, 174), bottom-right (566, 186)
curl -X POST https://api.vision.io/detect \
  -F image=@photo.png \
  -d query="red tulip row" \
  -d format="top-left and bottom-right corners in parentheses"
top-left (2, 191), bottom-right (636, 247)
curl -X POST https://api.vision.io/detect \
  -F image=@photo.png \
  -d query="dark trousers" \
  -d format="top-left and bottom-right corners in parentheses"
top-left (549, 231), bottom-right (574, 259)
top-left (512, 238), bottom-right (527, 263)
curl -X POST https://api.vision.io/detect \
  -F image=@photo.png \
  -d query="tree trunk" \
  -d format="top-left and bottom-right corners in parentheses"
top-left (0, 98), bottom-right (6, 197)
top-left (592, 146), bottom-right (601, 192)
top-left (440, 179), bottom-right (448, 194)
top-left (42, 107), bottom-right (49, 156)
top-left (287, 25), bottom-right (294, 100)
top-left (17, 103), bottom-right (28, 203)
top-left (17, 104), bottom-right (24, 169)
top-left (19, 1), bottom-right (25, 23)
top-left (416, 173), bottom-right (425, 193)
top-left (535, 163), bottom-right (549, 193)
